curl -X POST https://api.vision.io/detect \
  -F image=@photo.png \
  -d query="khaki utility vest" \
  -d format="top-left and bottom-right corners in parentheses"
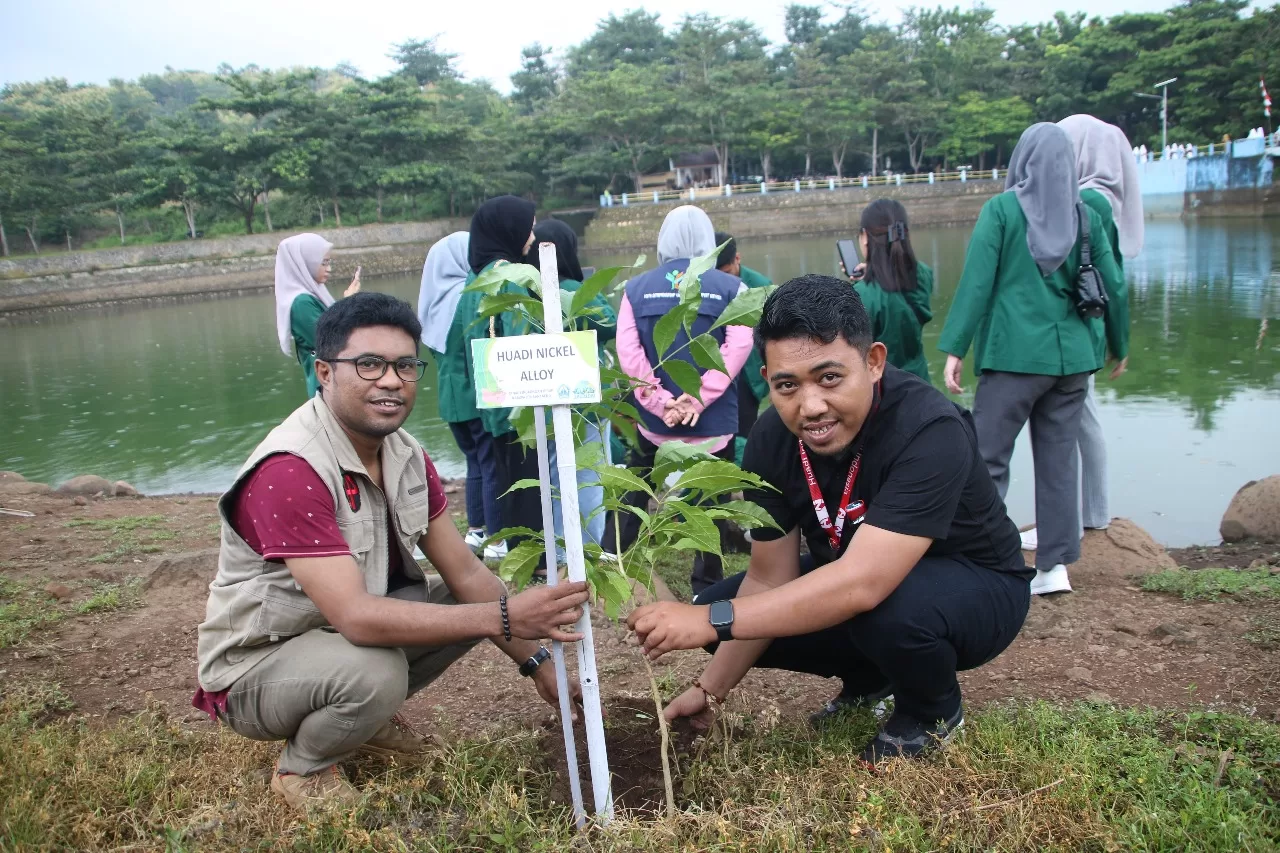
top-left (196, 395), bottom-right (433, 692)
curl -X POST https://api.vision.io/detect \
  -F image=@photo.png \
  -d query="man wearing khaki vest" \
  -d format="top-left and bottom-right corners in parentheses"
top-left (194, 292), bottom-right (588, 811)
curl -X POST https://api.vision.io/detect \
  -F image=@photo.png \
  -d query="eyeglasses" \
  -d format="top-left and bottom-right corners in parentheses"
top-left (325, 355), bottom-right (427, 382)
top-left (319, 259), bottom-right (333, 268)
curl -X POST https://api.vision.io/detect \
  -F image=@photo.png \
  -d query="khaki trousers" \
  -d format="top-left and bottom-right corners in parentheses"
top-left (221, 576), bottom-right (477, 775)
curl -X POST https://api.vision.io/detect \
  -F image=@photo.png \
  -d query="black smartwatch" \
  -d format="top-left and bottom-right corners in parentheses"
top-left (519, 646), bottom-right (551, 677)
top-left (708, 600), bottom-right (735, 643)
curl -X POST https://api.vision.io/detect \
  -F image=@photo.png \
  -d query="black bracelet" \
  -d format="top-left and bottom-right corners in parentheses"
top-left (499, 594), bottom-right (512, 642)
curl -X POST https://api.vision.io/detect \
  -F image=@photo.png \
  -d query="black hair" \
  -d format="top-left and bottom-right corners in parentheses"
top-left (859, 198), bottom-right (919, 294)
top-left (314, 292), bottom-right (422, 361)
top-left (754, 274), bottom-right (873, 361)
top-left (714, 231), bottom-right (737, 270)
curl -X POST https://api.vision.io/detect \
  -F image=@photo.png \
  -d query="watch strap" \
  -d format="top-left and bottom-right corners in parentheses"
top-left (520, 646), bottom-right (551, 677)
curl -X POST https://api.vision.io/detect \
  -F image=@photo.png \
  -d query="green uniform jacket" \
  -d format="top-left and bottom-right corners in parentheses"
top-left (856, 262), bottom-right (934, 383)
top-left (938, 192), bottom-right (1128, 376)
top-left (738, 265), bottom-right (772, 402)
top-left (290, 293), bottom-right (326, 398)
top-left (431, 283), bottom-right (484, 426)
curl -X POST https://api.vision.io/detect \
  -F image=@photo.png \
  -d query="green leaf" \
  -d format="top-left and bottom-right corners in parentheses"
top-left (497, 540), bottom-right (546, 590)
top-left (679, 242), bottom-right (724, 305)
top-left (651, 439), bottom-right (719, 487)
top-left (595, 465), bottom-right (655, 498)
top-left (662, 359), bottom-right (704, 403)
top-left (569, 266), bottom-right (621, 317)
top-left (689, 333), bottom-right (728, 375)
top-left (574, 439), bottom-right (605, 468)
top-left (705, 499), bottom-right (782, 531)
top-left (711, 284), bottom-right (777, 330)
top-left (663, 502), bottom-right (721, 555)
top-left (478, 292), bottom-right (534, 318)
top-left (501, 478), bottom-right (543, 496)
top-left (652, 305), bottom-right (686, 360)
top-left (672, 460), bottom-right (772, 498)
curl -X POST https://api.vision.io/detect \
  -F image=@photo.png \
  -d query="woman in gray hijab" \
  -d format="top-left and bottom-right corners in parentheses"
top-left (938, 123), bottom-right (1129, 598)
top-left (608, 205), bottom-right (753, 595)
top-left (1016, 116), bottom-right (1143, 554)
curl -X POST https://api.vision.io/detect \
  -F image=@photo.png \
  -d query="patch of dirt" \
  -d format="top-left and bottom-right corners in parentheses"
top-left (1168, 541), bottom-right (1280, 571)
top-left (2, 495), bottom-right (1278, 749)
top-left (540, 697), bottom-right (700, 815)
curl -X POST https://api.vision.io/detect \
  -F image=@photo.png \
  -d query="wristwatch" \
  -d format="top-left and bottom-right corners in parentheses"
top-left (708, 600), bottom-right (735, 643)
top-left (519, 646), bottom-right (551, 677)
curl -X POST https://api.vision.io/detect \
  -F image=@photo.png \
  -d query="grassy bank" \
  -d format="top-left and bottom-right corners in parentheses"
top-left (2, 677), bottom-right (1277, 852)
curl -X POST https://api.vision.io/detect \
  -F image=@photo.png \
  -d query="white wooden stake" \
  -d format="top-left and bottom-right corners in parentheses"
top-left (533, 407), bottom-right (586, 828)
top-left (537, 241), bottom-right (615, 822)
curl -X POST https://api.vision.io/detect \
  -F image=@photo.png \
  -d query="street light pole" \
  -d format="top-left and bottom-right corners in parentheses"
top-left (1154, 77), bottom-right (1178, 153)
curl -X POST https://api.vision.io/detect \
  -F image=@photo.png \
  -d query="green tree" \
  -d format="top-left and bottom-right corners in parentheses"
top-left (566, 11), bottom-right (673, 76)
top-left (389, 37), bottom-right (460, 87)
top-left (511, 44), bottom-right (559, 115)
top-left (934, 93), bottom-right (1034, 169)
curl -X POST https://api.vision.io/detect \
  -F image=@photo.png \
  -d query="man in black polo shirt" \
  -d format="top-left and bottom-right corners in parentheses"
top-left (628, 274), bottom-right (1031, 763)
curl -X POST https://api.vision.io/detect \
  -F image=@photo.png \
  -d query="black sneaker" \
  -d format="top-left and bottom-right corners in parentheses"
top-left (859, 705), bottom-right (964, 764)
top-left (808, 684), bottom-right (894, 727)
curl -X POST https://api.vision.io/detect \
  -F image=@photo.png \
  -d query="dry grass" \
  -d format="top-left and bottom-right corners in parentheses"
top-left (2, 676), bottom-right (1277, 852)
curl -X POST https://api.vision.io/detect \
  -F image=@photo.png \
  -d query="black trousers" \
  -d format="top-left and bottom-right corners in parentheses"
top-left (493, 430), bottom-right (544, 567)
top-left (603, 432), bottom-right (735, 595)
top-left (693, 554), bottom-right (1031, 722)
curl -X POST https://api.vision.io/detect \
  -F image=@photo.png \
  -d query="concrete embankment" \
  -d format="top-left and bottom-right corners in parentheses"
top-left (584, 180), bottom-right (1002, 251)
top-left (0, 219), bottom-right (467, 318)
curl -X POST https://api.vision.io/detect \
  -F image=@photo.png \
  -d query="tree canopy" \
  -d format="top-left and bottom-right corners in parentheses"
top-left (1, 0), bottom-right (1276, 255)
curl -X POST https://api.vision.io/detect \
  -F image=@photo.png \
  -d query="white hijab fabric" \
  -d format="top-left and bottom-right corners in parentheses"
top-left (1058, 114), bottom-right (1145, 259)
top-left (657, 205), bottom-right (716, 263)
top-left (274, 233), bottom-right (334, 356)
top-left (417, 232), bottom-right (471, 354)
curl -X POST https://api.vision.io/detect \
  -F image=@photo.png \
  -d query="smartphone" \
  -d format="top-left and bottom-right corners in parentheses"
top-left (836, 239), bottom-right (861, 280)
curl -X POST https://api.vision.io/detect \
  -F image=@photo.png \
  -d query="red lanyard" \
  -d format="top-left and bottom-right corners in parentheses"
top-left (797, 382), bottom-right (881, 552)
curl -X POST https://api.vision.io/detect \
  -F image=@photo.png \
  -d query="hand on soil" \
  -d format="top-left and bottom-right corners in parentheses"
top-left (508, 581), bottom-right (589, 642)
top-left (664, 685), bottom-right (716, 730)
top-left (532, 666), bottom-right (583, 721)
top-left (626, 602), bottom-right (715, 660)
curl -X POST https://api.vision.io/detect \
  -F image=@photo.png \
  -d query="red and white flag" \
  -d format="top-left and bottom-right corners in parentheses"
top-left (1262, 78), bottom-right (1272, 118)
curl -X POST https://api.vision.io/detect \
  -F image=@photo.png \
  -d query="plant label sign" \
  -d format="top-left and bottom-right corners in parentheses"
top-left (471, 330), bottom-right (601, 409)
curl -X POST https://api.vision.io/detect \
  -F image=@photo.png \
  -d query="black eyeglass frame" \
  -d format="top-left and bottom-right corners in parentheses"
top-left (323, 355), bottom-right (427, 382)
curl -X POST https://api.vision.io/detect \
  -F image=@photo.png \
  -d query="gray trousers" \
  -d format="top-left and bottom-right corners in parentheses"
top-left (222, 576), bottom-right (478, 775)
top-left (973, 370), bottom-right (1091, 569)
top-left (1078, 375), bottom-right (1109, 529)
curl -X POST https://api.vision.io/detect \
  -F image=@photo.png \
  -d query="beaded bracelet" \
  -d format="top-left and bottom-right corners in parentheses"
top-left (499, 594), bottom-right (512, 642)
top-left (693, 678), bottom-right (727, 709)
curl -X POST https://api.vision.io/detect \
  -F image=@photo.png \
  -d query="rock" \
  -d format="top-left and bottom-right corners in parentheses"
top-left (73, 496), bottom-right (88, 507)
top-left (1086, 691), bottom-right (1114, 703)
top-left (1068, 519), bottom-right (1177, 588)
top-left (142, 548), bottom-right (220, 596)
top-left (0, 480), bottom-right (53, 497)
top-left (113, 481), bottom-right (140, 497)
top-left (1113, 632), bottom-right (1143, 649)
top-left (1066, 666), bottom-right (1093, 683)
top-left (56, 475), bottom-right (115, 497)
top-left (0, 471), bottom-right (26, 482)
top-left (44, 583), bottom-right (73, 600)
top-left (1220, 475), bottom-right (1280, 543)
top-left (1153, 621), bottom-right (1191, 638)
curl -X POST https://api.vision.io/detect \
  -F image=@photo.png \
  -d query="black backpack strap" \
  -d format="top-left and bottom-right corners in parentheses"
top-left (1076, 202), bottom-right (1093, 268)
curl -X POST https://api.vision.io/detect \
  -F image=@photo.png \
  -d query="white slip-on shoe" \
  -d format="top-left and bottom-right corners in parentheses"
top-left (464, 529), bottom-right (486, 553)
top-left (483, 541), bottom-right (509, 561)
top-left (1019, 527), bottom-right (1038, 551)
top-left (1030, 563), bottom-right (1072, 596)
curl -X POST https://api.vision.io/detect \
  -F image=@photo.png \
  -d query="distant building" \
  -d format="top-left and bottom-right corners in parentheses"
top-left (639, 149), bottom-right (723, 191)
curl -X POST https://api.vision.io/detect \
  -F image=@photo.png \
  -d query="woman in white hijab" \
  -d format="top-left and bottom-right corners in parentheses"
top-left (274, 233), bottom-right (361, 397)
top-left (1016, 116), bottom-right (1144, 554)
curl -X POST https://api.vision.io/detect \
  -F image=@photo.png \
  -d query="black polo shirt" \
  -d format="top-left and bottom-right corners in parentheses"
top-left (742, 365), bottom-right (1029, 578)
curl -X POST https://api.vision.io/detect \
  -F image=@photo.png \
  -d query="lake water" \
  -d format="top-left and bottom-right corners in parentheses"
top-left (2, 220), bottom-right (1277, 547)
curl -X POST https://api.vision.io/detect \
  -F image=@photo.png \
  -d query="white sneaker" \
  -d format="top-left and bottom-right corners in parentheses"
top-left (464, 529), bottom-right (485, 554)
top-left (1030, 563), bottom-right (1072, 596)
top-left (483, 541), bottom-right (508, 561)
top-left (1019, 528), bottom-right (1038, 551)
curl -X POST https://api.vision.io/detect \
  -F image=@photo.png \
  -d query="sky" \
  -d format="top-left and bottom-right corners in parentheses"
top-left (3, 0), bottom-right (1197, 93)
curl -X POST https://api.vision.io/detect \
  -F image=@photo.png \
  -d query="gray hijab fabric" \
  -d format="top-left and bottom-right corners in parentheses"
top-left (657, 205), bottom-right (716, 263)
top-left (274, 233), bottom-right (334, 357)
top-left (1004, 123), bottom-right (1080, 276)
top-left (417, 232), bottom-right (471, 354)
top-left (1058, 114), bottom-right (1145, 259)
